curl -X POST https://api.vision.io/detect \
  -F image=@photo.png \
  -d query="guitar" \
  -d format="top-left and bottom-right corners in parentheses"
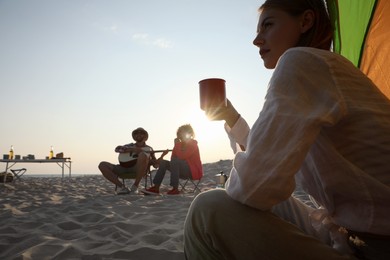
top-left (118, 152), bottom-right (139, 168)
top-left (118, 148), bottom-right (172, 168)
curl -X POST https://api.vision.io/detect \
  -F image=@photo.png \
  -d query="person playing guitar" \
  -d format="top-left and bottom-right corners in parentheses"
top-left (98, 127), bottom-right (161, 195)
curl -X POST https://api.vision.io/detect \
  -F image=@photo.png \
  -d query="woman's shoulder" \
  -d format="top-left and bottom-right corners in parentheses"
top-left (278, 47), bottom-right (358, 73)
top-left (282, 47), bottom-right (351, 65)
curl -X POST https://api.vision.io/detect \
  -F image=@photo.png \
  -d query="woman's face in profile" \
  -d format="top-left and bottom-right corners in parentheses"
top-left (253, 8), bottom-right (304, 69)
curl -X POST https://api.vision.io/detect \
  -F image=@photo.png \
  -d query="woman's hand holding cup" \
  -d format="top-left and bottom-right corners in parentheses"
top-left (205, 99), bottom-right (240, 127)
top-left (198, 78), bottom-right (240, 127)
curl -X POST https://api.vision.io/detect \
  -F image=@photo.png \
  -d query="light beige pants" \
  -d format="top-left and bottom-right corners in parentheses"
top-left (184, 189), bottom-right (357, 260)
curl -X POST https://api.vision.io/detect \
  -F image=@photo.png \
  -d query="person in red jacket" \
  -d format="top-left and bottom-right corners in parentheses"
top-left (142, 124), bottom-right (203, 195)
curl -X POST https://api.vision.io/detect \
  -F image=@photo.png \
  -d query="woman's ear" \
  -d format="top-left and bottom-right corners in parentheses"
top-left (301, 10), bottom-right (315, 33)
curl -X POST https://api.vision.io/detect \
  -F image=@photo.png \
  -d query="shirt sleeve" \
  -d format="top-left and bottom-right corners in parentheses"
top-left (224, 116), bottom-right (250, 153)
top-left (225, 48), bottom-right (346, 210)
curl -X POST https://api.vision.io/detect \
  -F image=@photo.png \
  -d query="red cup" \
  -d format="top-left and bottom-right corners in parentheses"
top-left (199, 78), bottom-right (227, 111)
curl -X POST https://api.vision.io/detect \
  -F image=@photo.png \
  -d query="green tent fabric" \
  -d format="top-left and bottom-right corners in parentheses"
top-left (326, 0), bottom-right (390, 99)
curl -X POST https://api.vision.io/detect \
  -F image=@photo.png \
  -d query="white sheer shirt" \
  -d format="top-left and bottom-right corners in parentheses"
top-left (225, 47), bottom-right (390, 235)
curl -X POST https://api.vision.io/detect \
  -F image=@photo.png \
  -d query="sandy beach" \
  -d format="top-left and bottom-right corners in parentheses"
top-left (0, 160), bottom-right (234, 260)
top-left (1, 159), bottom-right (312, 260)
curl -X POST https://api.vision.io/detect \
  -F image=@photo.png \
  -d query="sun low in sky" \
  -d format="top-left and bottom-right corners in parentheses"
top-left (0, 0), bottom-right (272, 175)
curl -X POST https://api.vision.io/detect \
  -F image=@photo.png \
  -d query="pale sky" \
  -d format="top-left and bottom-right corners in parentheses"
top-left (0, 0), bottom-right (273, 175)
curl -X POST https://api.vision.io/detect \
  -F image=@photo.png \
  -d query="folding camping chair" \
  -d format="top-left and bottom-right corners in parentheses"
top-left (115, 165), bottom-right (153, 192)
top-left (10, 168), bottom-right (27, 181)
top-left (179, 176), bottom-right (202, 193)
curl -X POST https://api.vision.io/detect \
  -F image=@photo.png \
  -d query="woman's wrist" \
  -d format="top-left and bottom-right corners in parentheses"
top-left (225, 112), bottom-right (240, 128)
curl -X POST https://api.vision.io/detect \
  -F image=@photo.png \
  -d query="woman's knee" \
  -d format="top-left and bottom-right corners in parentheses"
top-left (194, 189), bottom-right (228, 205)
top-left (187, 189), bottom-right (228, 219)
top-left (186, 190), bottom-right (224, 231)
top-left (188, 189), bottom-right (275, 229)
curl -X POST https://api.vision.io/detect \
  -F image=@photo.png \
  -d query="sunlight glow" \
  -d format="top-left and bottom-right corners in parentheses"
top-left (187, 108), bottom-right (223, 144)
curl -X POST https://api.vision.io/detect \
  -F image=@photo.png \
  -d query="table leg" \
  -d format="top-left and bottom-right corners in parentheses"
top-left (2, 162), bottom-right (10, 183)
top-left (61, 162), bottom-right (64, 179)
top-left (69, 161), bottom-right (72, 177)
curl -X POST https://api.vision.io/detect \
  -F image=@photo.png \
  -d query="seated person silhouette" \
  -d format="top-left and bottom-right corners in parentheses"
top-left (98, 127), bottom-right (158, 195)
top-left (142, 124), bottom-right (203, 195)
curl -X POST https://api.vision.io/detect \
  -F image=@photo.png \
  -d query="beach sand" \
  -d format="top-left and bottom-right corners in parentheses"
top-left (1, 159), bottom-right (312, 260)
top-left (0, 160), bottom-right (233, 260)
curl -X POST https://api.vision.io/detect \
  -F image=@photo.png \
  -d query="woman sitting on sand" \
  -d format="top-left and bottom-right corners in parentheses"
top-left (184, 0), bottom-right (390, 259)
top-left (142, 124), bottom-right (203, 195)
